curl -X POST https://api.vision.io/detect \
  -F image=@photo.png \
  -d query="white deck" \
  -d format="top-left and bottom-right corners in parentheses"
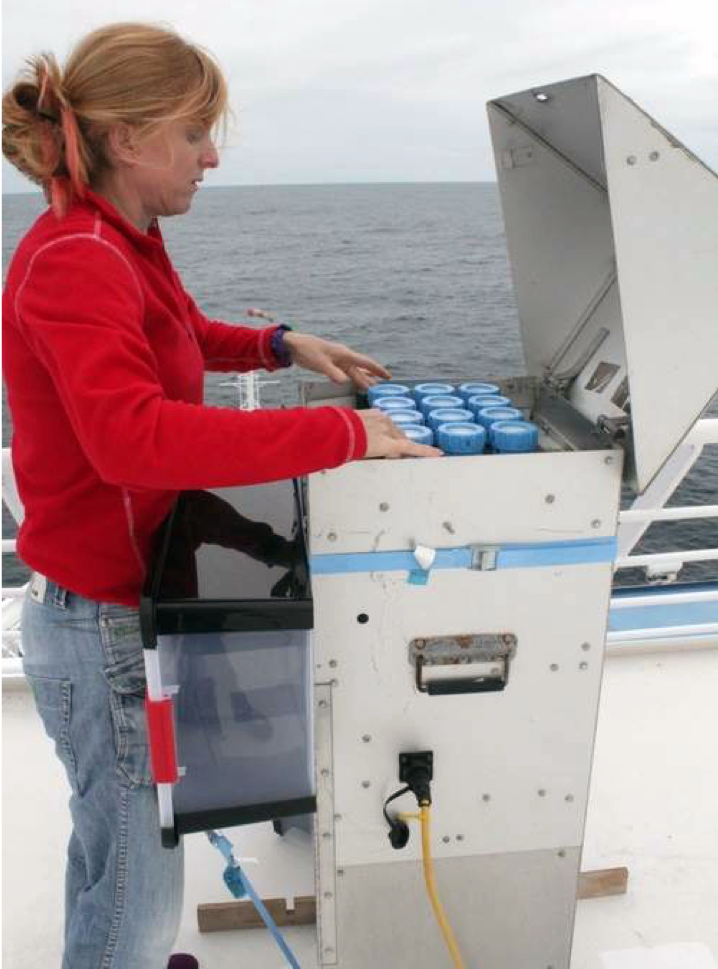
top-left (4, 642), bottom-right (717, 969)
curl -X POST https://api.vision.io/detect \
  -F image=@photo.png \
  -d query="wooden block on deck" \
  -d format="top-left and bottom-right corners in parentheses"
top-left (198, 867), bottom-right (628, 932)
top-left (198, 895), bottom-right (317, 933)
top-left (577, 867), bottom-right (629, 899)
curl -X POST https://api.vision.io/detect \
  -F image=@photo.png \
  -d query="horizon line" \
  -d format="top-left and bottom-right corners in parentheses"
top-left (2, 178), bottom-right (499, 197)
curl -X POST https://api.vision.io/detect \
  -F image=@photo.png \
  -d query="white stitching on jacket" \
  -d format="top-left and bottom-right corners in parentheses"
top-left (329, 407), bottom-right (357, 464)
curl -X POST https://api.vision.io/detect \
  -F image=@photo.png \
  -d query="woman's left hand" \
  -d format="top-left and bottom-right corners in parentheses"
top-left (283, 331), bottom-right (391, 390)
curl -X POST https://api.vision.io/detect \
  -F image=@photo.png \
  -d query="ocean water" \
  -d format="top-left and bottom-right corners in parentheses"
top-left (2, 183), bottom-right (716, 588)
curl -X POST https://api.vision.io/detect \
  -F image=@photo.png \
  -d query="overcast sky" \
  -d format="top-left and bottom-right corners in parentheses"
top-left (2, 0), bottom-right (717, 192)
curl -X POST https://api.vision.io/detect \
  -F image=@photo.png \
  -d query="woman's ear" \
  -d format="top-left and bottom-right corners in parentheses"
top-left (105, 123), bottom-right (141, 166)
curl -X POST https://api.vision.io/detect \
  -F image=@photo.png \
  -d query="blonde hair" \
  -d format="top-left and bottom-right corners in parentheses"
top-left (2, 22), bottom-right (229, 216)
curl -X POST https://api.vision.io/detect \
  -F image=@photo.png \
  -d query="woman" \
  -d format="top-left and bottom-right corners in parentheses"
top-left (2, 22), bottom-right (438, 969)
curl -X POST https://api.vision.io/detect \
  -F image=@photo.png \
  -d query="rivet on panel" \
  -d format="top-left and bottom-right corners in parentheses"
top-left (565, 794), bottom-right (574, 803)
top-left (379, 502), bottom-right (390, 512)
top-left (442, 836), bottom-right (451, 844)
top-left (482, 794), bottom-right (491, 802)
top-left (324, 891), bottom-right (333, 899)
top-left (456, 834), bottom-right (465, 842)
top-left (334, 814), bottom-right (342, 822)
top-left (327, 531), bottom-right (337, 542)
top-left (362, 780), bottom-right (371, 789)
top-left (626, 155), bottom-right (637, 165)
top-left (592, 519), bottom-right (601, 528)
top-left (581, 642), bottom-right (591, 652)
top-left (318, 700), bottom-right (328, 708)
top-left (649, 151), bottom-right (660, 161)
top-left (322, 832), bottom-right (331, 840)
top-left (605, 456), bottom-right (614, 464)
top-left (545, 494), bottom-right (555, 504)
top-left (362, 735), bottom-right (372, 743)
top-left (337, 869), bottom-right (345, 877)
top-left (329, 659), bottom-right (338, 668)
top-left (579, 662), bottom-right (589, 671)
top-left (538, 789), bottom-right (547, 797)
top-left (558, 849), bottom-right (566, 858)
top-left (321, 769), bottom-right (330, 777)
top-left (550, 663), bottom-right (559, 672)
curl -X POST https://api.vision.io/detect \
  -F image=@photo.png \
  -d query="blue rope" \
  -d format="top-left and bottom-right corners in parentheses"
top-left (206, 830), bottom-right (302, 969)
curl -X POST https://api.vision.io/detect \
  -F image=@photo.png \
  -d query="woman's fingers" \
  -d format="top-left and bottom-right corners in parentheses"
top-left (357, 409), bottom-right (442, 459)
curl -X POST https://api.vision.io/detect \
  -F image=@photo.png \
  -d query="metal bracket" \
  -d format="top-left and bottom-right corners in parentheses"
top-left (469, 545), bottom-right (499, 571)
top-left (597, 414), bottom-right (631, 443)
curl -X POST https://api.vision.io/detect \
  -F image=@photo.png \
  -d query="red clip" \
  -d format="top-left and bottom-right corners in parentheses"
top-left (145, 696), bottom-right (178, 784)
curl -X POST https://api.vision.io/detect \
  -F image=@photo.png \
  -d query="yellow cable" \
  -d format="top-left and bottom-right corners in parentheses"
top-left (407, 804), bottom-right (468, 969)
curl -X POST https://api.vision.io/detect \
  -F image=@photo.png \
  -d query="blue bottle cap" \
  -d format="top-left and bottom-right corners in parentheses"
top-left (437, 422), bottom-right (486, 455)
top-left (419, 394), bottom-right (464, 416)
top-left (367, 383), bottom-right (411, 405)
top-left (490, 420), bottom-right (539, 453)
top-left (476, 405), bottom-right (523, 428)
top-left (402, 425), bottom-right (434, 446)
top-left (373, 396), bottom-right (416, 411)
top-left (458, 382), bottom-right (500, 402)
top-left (388, 409), bottom-right (425, 426)
top-left (467, 394), bottom-right (511, 417)
top-left (414, 382), bottom-right (456, 402)
top-left (427, 408), bottom-right (475, 432)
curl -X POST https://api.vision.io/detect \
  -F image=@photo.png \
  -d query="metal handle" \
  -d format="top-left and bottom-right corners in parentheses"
top-left (415, 656), bottom-right (507, 696)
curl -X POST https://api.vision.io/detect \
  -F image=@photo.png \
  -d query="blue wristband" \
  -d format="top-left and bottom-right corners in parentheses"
top-left (270, 324), bottom-right (293, 368)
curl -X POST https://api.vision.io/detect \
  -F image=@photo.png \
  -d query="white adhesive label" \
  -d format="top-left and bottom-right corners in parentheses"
top-left (601, 943), bottom-right (717, 969)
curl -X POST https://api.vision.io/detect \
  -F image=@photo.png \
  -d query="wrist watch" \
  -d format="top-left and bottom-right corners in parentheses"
top-left (270, 324), bottom-right (293, 368)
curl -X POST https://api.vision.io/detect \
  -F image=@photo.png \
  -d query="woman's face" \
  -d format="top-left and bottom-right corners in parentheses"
top-left (126, 118), bottom-right (220, 225)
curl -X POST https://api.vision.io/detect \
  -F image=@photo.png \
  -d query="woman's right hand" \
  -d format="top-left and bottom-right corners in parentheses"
top-left (356, 409), bottom-right (442, 459)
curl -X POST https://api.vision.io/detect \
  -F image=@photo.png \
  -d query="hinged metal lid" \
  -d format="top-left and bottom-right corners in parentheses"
top-left (487, 74), bottom-right (718, 492)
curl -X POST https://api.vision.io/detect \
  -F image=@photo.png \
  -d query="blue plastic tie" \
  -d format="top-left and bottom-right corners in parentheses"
top-left (206, 830), bottom-right (301, 969)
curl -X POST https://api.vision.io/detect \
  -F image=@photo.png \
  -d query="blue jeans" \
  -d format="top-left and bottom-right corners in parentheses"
top-left (21, 574), bottom-right (184, 969)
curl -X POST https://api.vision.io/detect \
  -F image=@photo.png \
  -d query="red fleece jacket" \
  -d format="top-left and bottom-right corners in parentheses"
top-left (2, 190), bottom-right (367, 605)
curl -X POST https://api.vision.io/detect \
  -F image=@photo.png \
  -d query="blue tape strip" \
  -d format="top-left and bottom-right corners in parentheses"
top-left (311, 537), bottom-right (617, 575)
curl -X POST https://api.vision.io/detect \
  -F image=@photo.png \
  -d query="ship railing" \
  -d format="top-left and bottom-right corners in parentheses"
top-left (2, 417), bottom-right (717, 674)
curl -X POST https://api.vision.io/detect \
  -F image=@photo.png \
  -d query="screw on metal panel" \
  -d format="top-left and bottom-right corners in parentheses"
top-left (321, 769), bottom-right (330, 777)
top-left (581, 642), bottom-right (591, 651)
top-left (318, 700), bottom-right (328, 708)
top-left (545, 494), bottom-right (555, 504)
top-left (482, 793), bottom-right (491, 802)
top-left (379, 502), bottom-right (390, 512)
top-left (362, 735), bottom-right (371, 743)
top-left (362, 780), bottom-right (371, 788)
top-left (334, 814), bottom-right (342, 821)
top-left (626, 155), bottom-right (637, 165)
top-left (324, 891), bottom-right (333, 899)
top-left (456, 834), bottom-right (465, 842)
top-left (329, 659), bottom-right (338, 668)
top-left (337, 869), bottom-right (345, 877)
top-left (579, 662), bottom-right (589, 671)
top-left (550, 663), bottom-right (559, 672)
top-left (649, 151), bottom-right (660, 161)
top-left (331, 679), bottom-right (339, 686)
top-left (565, 795), bottom-right (574, 803)
top-left (605, 456), bottom-right (614, 464)
top-left (558, 849), bottom-right (566, 858)
top-left (322, 832), bottom-right (331, 840)
top-left (327, 531), bottom-right (337, 542)
top-left (442, 836), bottom-right (451, 844)
top-left (357, 613), bottom-right (369, 624)
top-left (592, 519), bottom-right (601, 528)
top-left (443, 521), bottom-right (455, 534)
top-left (538, 789), bottom-right (547, 797)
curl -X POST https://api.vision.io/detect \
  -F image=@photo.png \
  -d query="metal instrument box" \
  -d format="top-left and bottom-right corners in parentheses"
top-left (303, 74), bottom-right (717, 968)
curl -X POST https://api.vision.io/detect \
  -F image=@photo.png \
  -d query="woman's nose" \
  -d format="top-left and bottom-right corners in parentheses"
top-left (201, 140), bottom-right (219, 169)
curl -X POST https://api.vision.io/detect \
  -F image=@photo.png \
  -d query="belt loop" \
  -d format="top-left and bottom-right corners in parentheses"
top-left (29, 572), bottom-right (48, 603)
top-left (52, 584), bottom-right (69, 608)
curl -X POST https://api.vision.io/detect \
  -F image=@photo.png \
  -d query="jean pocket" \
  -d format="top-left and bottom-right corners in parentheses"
top-left (25, 673), bottom-right (80, 794)
top-left (100, 611), bottom-right (153, 788)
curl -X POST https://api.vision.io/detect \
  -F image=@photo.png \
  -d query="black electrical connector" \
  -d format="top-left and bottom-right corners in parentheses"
top-left (383, 786), bottom-right (411, 850)
top-left (383, 751), bottom-right (435, 850)
top-left (399, 750), bottom-right (433, 806)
